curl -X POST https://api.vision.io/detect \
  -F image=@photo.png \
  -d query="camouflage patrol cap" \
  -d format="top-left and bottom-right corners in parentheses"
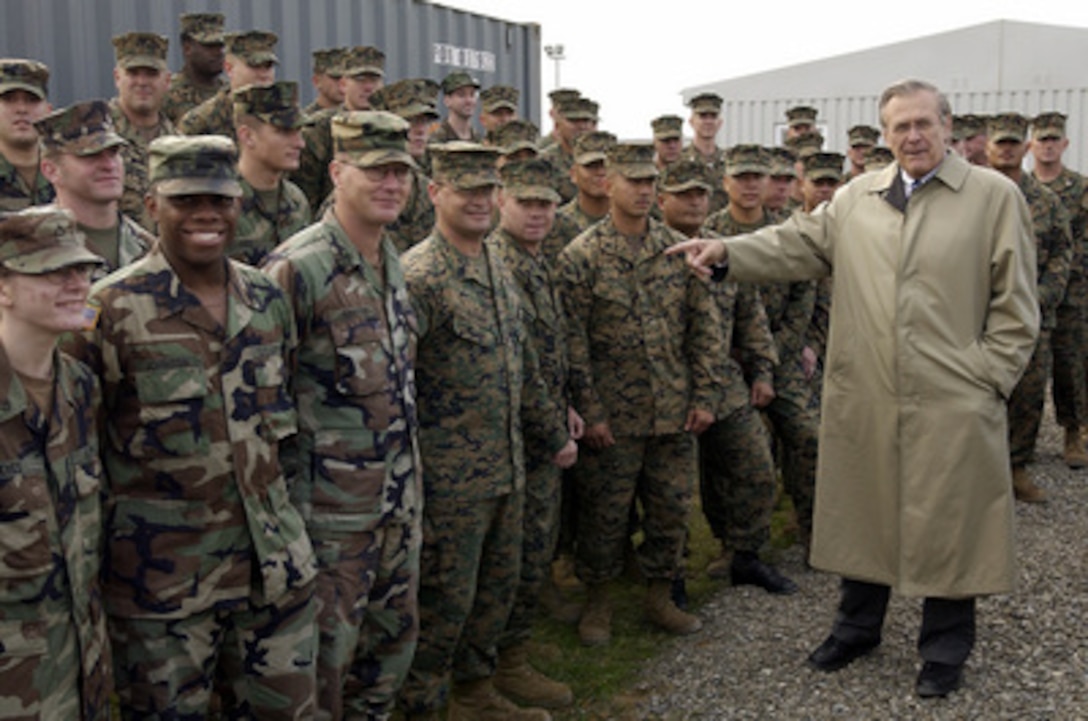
top-left (430, 142), bottom-right (501, 189)
top-left (233, 81), bottom-right (303, 130)
top-left (179, 12), bottom-right (225, 44)
top-left (573, 130), bottom-right (617, 165)
top-left (803, 152), bottom-right (845, 181)
top-left (112, 32), bottom-right (169, 71)
top-left (35, 100), bottom-right (126, 156)
top-left (480, 85), bottom-right (519, 113)
top-left (651, 115), bottom-right (683, 141)
top-left (725, 144), bottom-right (770, 176)
top-left (767, 146), bottom-right (798, 177)
top-left (500, 158), bottom-right (560, 203)
top-left (0, 59), bottom-right (49, 100)
top-left (312, 47), bottom-right (344, 77)
top-left (548, 88), bottom-right (580, 105)
top-left (659, 159), bottom-right (713, 193)
top-left (1032, 111), bottom-right (1067, 141)
top-left (607, 142), bottom-right (658, 180)
top-left (486, 119), bottom-right (540, 156)
top-left (959, 114), bottom-right (988, 139)
top-left (343, 46), bottom-right (385, 78)
top-left (0, 206), bottom-right (103, 274)
top-left (863, 146), bottom-right (894, 172)
top-left (988, 112), bottom-right (1029, 143)
top-left (784, 130), bottom-right (824, 158)
top-left (148, 135), bottom-right (242, 197)
top-left (558, 97), bottom-right (598, 121)
top-left (786, 105), bottom-right (818, 127)
top-left (847, 124), bottom-right (880, 147)
top-left (951, 115), bottom-right (967, 142)
top-left (226, 30), bottom-right (279, 66)
top-left (332, 110), bottom-right (416, 169)
top-left (441, 71), bottom-right (481, 95)
top-left (370, 78), bottom-right (440, 120)
top-left (688, 92), bottom-right (723, 114)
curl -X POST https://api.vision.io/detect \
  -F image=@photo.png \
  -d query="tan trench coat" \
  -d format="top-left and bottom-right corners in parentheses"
top-left (725, 153), bottom-right (1039, 597)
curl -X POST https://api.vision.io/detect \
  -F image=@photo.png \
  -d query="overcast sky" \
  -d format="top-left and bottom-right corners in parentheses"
top-left (446, 0), bottom-right (1088, 139)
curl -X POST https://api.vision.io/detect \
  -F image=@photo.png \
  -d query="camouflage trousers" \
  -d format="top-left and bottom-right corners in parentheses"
top-left (698, 404), bottom-right (777, 554)
top-left (311, 518), bottom-right (421, 721)
top-left (1009, 330), bottom-right (1051, 466)
top-left (1051, 284), bottom-right (1087, 429)
top-left (397, 492), bottom-right (523, 714)
top-left (110, 582), bottom-right (317, 720)
top-left (574, 433), bottom-right (694, 584)
top-left (500, 453), bottom-right (562, 649)
top-left (763, 393), bottom-right (819, 539)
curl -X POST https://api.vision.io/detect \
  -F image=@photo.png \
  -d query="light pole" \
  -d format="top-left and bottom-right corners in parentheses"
top-left (544, 44), bottom-right (565, 89)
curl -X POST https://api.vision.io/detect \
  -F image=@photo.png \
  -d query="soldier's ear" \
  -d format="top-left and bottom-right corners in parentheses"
top-left (144, 192), bottom-right (159, 223)
top-left (39, 155), bottom-right (61, 185)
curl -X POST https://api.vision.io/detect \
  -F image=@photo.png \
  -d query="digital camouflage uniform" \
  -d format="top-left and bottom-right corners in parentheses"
top-left (541, 142), bottom-right (576, 206)
top-left (680, 143), bottom-right (729, 214)
top-left (386, 169), bottom-right (434, 254)
top-left (303, 47), bottom-right (346, 117)
top-left (544, 130), bottom-right (614, 263)
top-left (294, 106), bottom-right (340, 212)
top-left (108, 99), bottom-right (176, 232)
top-left (177, 86), bottom-right (236, 140)
top-left (161, 12), bottom-right (228, 124)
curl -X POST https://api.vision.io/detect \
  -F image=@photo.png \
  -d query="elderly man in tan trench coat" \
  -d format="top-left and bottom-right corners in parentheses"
top-left (670, 79), bottom-right (1039, 699)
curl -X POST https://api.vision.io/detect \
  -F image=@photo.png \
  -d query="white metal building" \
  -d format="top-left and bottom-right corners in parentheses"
top-left (682, 20), bottom-right (1088, 171)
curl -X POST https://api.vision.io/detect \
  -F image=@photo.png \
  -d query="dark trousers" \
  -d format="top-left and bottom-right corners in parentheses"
top-left (831, 578), bottom-right (976, 666)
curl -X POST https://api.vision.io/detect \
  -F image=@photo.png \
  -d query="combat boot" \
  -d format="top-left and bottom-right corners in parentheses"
top-left (539, 577), bottom-right (581, 624)
top-left (550, 554), bottom-right (584, 593)
top-left (1012, 465), bottom-right (1047, 504)
top-left (494, 642), bottom-right (574, 709)
top-left (705, 544), bottom-right (734, 580)
top-left (577, 583), bottom-right (612, 646)
top-left (1063, 428), bottom-right (1088, 468)
top-left (644, 580), bottom-right (702, 635)
top-left (448, 678), bottom-right (551, 721)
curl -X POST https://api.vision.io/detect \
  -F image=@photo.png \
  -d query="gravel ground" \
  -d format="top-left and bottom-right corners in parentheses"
top-left (628, 409), bottom-right (1088, 720)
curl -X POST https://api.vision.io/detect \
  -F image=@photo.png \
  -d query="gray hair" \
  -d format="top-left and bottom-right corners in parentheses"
top-left (878, 79), bottom-right (952, 126)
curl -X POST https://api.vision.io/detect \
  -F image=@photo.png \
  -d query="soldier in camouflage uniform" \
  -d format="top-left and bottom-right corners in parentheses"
top-left (1030, 111), bottom-right (1088, 468)
top-left (72, 136), bottom-right (318, 719)
top-left (842, 124), bottom-right (879, 182)
top-left (651, 115), bottom-right (684, 170)
top-left (485, 118), bottom-right (540, 162)
top-left (783, 130), bottom-right (824, 209)
top-left (0, 206), bottom-right (111, 721)
top-left (109, 31), bottom-right (177, 232)
top-left (232, 81), bottom-right (311, 265)
top-left (262, 112), bottom-right (422, 721)
top-left (762, 146), bottom-right (798, 216)
top-left (36, 100), bottom-right (153, 275)
top-left (479, 85), bottom-right (519, 134)
top-left (305, 47), bottom-right (346, 117)
top-left (541, 96), bottom-right (598, 205)
top-left (429, 72), bottom-right (481, 145)
top-left (486, 158), bottom-right (579, 711)
top-left (177, 30), bottom-right (278, 141)
top-left (397, 143), bottom-right (575, 721)
top-left (550, 130), bottom-right (614, 260)
top-left (864, 145), bottom-right (894, 171)
top-left (784, 105), bottom-right (818, 141)
top-left (987, 113), bottom-right (1072, 503)
top-left (681, 92), bottom-right (729, 214)
top-left (958, 113), bottom-right (989, 167)
top-left (161, 12), bottom-right (227, 124)
top-left (539, 88), bottom-right (579, 152)
top-left (0, 59), bottom-right (54, 210)
top-left (558, 142), bottom-right (725, 646)
top-left (656, 160), bottom-right (797, 594)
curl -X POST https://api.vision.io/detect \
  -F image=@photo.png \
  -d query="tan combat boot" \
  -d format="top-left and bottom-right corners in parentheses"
top-left (493, 642), bottom-right (574, 709)
top-left (539, 577), bottom-right (581, 624)
top-left (1063, 427), bottom-right (1088, 468)
top-left (1012, 465), bottom-right (1047, 504)
top-left (644, 580), bottom-right (703, 635)
top-left (705, 544), bottom-right (733, 580)
top-left (550, 554), bottom-right (584, 593)
top-left (448, 678), bottom-right (551, 721)
top-left (577, 583), bottom-right (612, 646)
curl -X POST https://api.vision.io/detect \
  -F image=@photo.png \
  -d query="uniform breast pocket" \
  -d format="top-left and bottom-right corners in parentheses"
top-left (451, 311), bottom-right (498, 349)
top-left (131, 359), bottom-right (209, 457)
top-left (240, 343), bottom-right (297, 441)
top-left (0, 461), bottom-right (53, 596)
top-left (329, 307), bottom-right (392, 398)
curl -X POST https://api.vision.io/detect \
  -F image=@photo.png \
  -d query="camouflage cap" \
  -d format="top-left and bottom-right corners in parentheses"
top-left (950, 115), bottom-right (967, 142)
top-left (441, 70), bottom-right (481, 95)
top-left (725, 144), bottom-right (770, 176)
top-left (1032, 111), bottom-right (1067, 141)
top-left (225, 30), bottom-right (279, 66)
top-left (0, 59), bottom-right (49, 100)
top-left (651, 115), bottom-right (683, 141)
top-left (803, 151), bottom-right (845, 181)
top-left (0, 206), bottom-right (103, 274)
top-left (148, 135), bottom-right (242, 198)
top-left (312, 47), bottom-right (346, 77)
top-left (688, 92), bottom-right (723, 114)
top-left (370, 78), bottom-right (440, 120)
top-left (180, 12), bottom-right (225, 44)
top-left (784, 130), bottom-right (824, 159)
top-left (767, 146), bottom-right (798, 177)
top-left (660, 159), bottom-right (713, 193)
top-left (988, 112), bottom-right (1029, 143)
top-left (332, 110), bottom-right (416, 169)
top-left (959, 114), bottom-right (988, 139)
top-left (558, 97), bottom-right (599, 121)
top-left (430, 142), bottom-right (501, 190)
top-left (486, 119), bottom-right (540, 156)
top-left (863, 146), bottom-right (894, 172)
top-left (786, 105), bottom-right (818, 127)
top-left (112, 32), bottom-right (169, 72)
top-left (573, 130), bottom-right (617, 165)
top-left (233, 81), bottom-right (303, 130)
top-left (480, 85), bottom-right (519, 113)
top-left (847, 124), bottom-right (879, 147)
top-left (35, 99), bottom-right (127, 157)
top-left (343, 46), bottom-right (385, 78)
top-left (606, 142), bottom-right (658, 180)
top-left (500, 158), bottom-right (560, 203)
top-left (548, 87), bottom-right (580, 105)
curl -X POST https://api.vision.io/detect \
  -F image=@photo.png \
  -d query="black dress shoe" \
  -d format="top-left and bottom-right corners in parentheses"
top-left (807, 635), bottom-right (880, 672)
top-left (916, 661), bottom-right (963, 698)
top-left (730, 552), bottom-right (799, 595)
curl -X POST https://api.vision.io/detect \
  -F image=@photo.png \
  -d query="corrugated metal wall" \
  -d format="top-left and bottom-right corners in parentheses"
top-left (0, 0), bottom-right (542, 127)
